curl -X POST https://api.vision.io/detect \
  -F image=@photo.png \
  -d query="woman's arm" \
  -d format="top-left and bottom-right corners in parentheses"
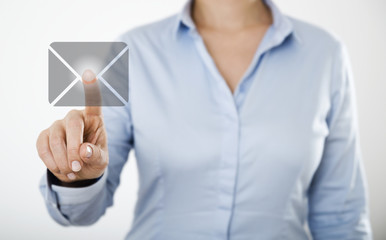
top-left (39, 105), bottom-right (133, 226)
top-left (307, 42), bottom-right (372, 239)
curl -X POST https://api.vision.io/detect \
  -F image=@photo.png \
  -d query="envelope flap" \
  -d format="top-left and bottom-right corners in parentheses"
top-left (50, 42), bottom-right (127, 76)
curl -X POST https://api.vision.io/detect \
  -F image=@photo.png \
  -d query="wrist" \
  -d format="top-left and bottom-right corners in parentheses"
top-left (47, 169), bottom-right (103, 188)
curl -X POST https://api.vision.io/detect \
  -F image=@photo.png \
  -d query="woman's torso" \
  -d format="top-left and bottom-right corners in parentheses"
top-left (123, 9), bottom-right (339, 240)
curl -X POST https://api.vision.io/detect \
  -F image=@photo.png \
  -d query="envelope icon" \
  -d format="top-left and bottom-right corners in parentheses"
top-left (49, 42), bottom-right (128, 106)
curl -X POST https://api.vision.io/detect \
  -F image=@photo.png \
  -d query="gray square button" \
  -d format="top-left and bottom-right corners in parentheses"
top-left (49, 42), bottom-right (128, 106)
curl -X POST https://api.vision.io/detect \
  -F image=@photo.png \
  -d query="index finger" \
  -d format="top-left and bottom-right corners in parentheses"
top-left (65, 110), bottom-right (84, 172)
top-left (82, 69), bottom-right (102, 115)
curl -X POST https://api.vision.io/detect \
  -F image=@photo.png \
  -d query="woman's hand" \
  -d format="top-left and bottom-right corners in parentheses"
top-left (36, 70), bottom-right (108, 183)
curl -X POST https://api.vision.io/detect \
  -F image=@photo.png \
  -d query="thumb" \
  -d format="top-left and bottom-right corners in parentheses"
top-left (79, 142), bottom-right (107, 166)
top-left (82, 69), bottom-right (102, 115)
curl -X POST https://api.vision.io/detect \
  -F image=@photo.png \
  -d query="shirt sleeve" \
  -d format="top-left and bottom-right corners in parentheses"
top-left (39, 105), bottom-right (134, 226)
top-left (307, 42), bottom-right (372, 239)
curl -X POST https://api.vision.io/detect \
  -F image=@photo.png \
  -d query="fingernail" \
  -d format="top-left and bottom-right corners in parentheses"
top-left (71, 161), bottom-right (81, 172)
top-left (67, 173), bottom-right (76, 180)
top-left (86, 145), bottom-right (92, 158)
top-left (82, 69), bottom-right (97, 84)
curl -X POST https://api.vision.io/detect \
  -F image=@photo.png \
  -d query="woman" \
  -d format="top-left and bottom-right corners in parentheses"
top-left (37, 0), bottom-right (372, 239)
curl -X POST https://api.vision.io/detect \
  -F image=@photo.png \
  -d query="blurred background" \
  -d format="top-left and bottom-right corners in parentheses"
top-left (0, 0), bottom-right (385, 239)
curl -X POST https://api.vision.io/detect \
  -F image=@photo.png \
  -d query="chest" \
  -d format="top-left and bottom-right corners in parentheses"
top-left (198, 26), bottom-right (270, 93)
top-left (131, 43), bottom-right (331, 175)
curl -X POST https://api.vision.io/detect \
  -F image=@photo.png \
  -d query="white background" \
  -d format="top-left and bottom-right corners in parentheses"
top-left (0, 0), bottom-right (385, 239)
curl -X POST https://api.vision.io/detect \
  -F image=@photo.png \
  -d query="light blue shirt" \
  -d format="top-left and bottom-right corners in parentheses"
top-left (39, 0), bottom-right (372, 239)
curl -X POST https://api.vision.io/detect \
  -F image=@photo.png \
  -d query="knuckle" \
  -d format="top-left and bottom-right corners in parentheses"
top-left (45, 162), bottom-right (60, 173)
top-left (66, 110), bottom-right (81, 120)
top-left (102, 158), bottom-right (109, 168)
top-left (51, 120), bottom-right (63, 128)
top-left (69, 109), bottom-right (80, 115)
top-left (67, 146), bottom-right (79, 157)
top-left (38, 147), bottom-right (51, 160)
top-left (36, 129), bottom-right (47, 149)
top-left (98, 150), bottom-right (109, 167)
top-left (50, 166), bottom-right (60, 174)
top-left (67, 118), bottom-right (83, 129)
top-left (50, 136), bottom-right (64, 149)
top-left (56, 159), bottom-right (70, 171)
top-left (57, 166), bottom-right (70, 175)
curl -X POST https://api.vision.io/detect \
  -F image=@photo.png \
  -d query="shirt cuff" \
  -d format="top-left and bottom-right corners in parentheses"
top-left (51, 169), bottom-right (108, 205)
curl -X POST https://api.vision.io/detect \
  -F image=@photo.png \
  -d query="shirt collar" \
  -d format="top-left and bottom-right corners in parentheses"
top-left (173, 0), bottom-right (300, 46)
